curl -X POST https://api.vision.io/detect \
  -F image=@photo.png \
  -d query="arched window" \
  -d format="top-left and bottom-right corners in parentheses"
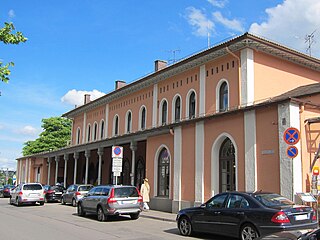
top-left (126, 111), bottom-right (132, 133)
top-left (140, 107), bottom-right (146, 130)
top-left (219, 82), bottom-right (228, 112)
top-left (158, 148), bottom-right (170, 197)
top-left (113, 115), bottom-right (119, 136)
top-left (100, 120), bottom-right (104, 139)
top-left (174, 96), bottom-right (181, 122)
top-left (219, 138), bottom-right (235, 192)
top-left (76, 127), bottom-right (81, 144)
top-left (87, 124), bottom-right (91, 142)
top-left (189, 91), bottom-right (196, 119)
top-left (161, 100), bottom-right (168, 125)
top-left (93, 122), bottom-right (98, 141)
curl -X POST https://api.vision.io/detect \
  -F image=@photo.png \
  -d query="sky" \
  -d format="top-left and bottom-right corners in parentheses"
top-left (1, 0), bottom-right (320, 170)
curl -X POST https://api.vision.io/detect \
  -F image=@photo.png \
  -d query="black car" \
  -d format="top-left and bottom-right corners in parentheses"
top-left (43, 185), bottom-right (65, 202)
top-left (0, 185), bottom-right (15, 198)
top-left (176, 191), bottom-right (318, 240)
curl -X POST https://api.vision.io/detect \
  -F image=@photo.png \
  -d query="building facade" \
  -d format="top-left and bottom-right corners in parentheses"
top-left (17, 33), bottom-right (320, 213)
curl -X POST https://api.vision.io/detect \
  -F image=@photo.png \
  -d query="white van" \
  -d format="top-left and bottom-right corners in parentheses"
top-left (10, 183), bottom-right (45, 206)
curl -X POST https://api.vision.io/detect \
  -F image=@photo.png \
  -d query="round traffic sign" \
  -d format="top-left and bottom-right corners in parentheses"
top-left (286, 146), bottom-right (298, 158)
top-left (114, 147), bottom-right (121, 155)
top-left (283, 127), bottom-right (300, 145)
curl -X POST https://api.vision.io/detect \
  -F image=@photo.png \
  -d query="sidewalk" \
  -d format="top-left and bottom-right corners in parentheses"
top-left (140, 209), bottom-right (177, 223)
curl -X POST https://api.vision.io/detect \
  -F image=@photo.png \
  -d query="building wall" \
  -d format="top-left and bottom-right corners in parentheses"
top-left (205, 55), bottom-right (240, 113)
top-left (255, 105), bottom-right (280, 192)
top-left (254, 51), bottom-right (320, 102)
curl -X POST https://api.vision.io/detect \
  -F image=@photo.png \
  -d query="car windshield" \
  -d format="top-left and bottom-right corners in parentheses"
top-left (23, 184), bottom-right (43, 190)
top-left (78, 185), bottom-right (92, 191)
top-left (114, 187), bottom-right (138, 198)
top-left (254, 193), bottom-right (294, 207)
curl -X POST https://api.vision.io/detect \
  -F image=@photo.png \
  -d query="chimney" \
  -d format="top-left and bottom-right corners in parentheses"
top-left (115, 80), bottom-right (126, 90)
top-left (84, 94), bottom-right (91, 104)
top-left (154, 60), bottom-right (167, 72)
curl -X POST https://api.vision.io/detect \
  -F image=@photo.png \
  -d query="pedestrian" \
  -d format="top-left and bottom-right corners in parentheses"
top-left (140, 178), bottom-right (150, 210)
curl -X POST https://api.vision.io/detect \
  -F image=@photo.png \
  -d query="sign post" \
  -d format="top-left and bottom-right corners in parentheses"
top-left (112, 146), bottom-right (123, 185)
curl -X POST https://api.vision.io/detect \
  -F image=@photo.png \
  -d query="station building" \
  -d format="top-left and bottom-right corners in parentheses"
top-left (16, 33), bottom-right (320, 213)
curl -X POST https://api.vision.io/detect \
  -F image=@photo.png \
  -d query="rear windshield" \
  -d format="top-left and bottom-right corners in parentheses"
top-left (254, 193), bottom-right (294, 207)
top-left (78, 185), bottom-right (92, 191)
top-left (114, 187), bottom-right (138, 198)
top-left (23, 184), bottom-right (43, 190)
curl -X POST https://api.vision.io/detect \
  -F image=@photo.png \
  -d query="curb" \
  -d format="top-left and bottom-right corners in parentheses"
top-left (140, 212), bottom-right (176, 223)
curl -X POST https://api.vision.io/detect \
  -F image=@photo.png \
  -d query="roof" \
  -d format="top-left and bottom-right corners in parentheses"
top-left (62, 32), bottom-right (320, 119)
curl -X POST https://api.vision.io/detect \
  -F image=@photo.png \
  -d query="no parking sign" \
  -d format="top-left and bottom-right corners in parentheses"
top-left (112, 146), bottom-right (123, 158)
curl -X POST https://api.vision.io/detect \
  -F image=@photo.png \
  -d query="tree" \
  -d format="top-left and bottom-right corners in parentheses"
top-left (22, 117), bottom-right (72, 156)
top-left (0, 22), bottom-right (27, 83)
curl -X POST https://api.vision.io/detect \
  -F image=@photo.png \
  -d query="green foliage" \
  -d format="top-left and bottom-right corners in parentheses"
top-left (22, 117), bottom-right (72, 156)
top-left (0, 22), bottom-right (27, 83)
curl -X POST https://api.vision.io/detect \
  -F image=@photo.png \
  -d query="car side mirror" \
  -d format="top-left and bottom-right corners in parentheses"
top-left (200, 203), bottom-right (206, 208)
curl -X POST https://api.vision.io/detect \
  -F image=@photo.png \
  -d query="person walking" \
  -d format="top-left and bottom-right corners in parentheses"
top-left (140, 178), bottom-right (150, 210)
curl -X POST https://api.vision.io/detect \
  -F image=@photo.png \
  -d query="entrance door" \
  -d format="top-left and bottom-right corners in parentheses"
top-left (219, 138), bottom-right (235, 192)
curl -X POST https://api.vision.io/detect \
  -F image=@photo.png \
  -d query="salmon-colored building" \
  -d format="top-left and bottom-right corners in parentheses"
top-left (16, 33), bottom-right (320, 213)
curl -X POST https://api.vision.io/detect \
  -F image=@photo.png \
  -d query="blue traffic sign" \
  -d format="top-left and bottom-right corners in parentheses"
top-left (283, 127), bottom-right (300, 145)
top-left (286, 146), bottom-right (298, 158)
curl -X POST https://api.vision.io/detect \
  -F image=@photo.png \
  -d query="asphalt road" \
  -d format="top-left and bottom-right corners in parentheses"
top-left (0, 198), bottom-right (235, 240)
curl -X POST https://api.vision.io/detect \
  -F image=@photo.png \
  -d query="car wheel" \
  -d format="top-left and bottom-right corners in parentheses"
top-left (39, 201), bottom-right (44, 206)
top-left (77, 203), bottom-right (86, 217)
top-left (61, 197), bottom-right (66, 205)
top-left (178, 216), bottom-right (193, 236)
top-left (130, 212), bottom-right (140, 220)
top-left (72, 198), bottom-right (76, 207)
top-left (97, 206), bottom-right (106, 222)
top-left (240, 223), bottom-right (259, 240)
top-left (16, 198), bottom-right (21, 207)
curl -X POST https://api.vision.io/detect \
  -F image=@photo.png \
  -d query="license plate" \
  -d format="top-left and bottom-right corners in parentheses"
top-left (295, 214), bottom-right (308, 220)
top-left (120, 200), bottom-right (136, 205)
top-left (55, 192), bottom-right (62, 195)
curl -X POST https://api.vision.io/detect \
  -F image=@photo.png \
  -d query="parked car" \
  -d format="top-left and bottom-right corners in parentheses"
top-left (9, 183), bottom-right (45, 206)
top-left (77, 185), bottom-right (143, 221)
top-left (61, 184), bottom-right (93, 207)
top-left (43, 185), bottom-right (65, 202)
top-left (176, 191), bottom-right (318, 240)
top-left (1, 184), bottom-right (15, 198)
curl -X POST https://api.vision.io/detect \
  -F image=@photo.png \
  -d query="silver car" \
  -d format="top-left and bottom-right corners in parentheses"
top-left (61, 184), bottom-right (93, 207)
top-left (77, 185), bottom-right (143, 221)
top-left (9, 183), bottom-right (45, 206)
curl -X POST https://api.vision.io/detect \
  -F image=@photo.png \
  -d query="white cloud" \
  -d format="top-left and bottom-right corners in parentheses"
top-left (186, 7), bottom-right (215, 37)
top-left (213, 11), bottom-right (244, 32)
top-left (17, 125), bottom-right (39, 136)
top-left (207, 0), bottom-right (228, 8)
top-left (249, 0), bottom-right (320, 57)
top-left (8, 9), bottom-right (15, 19)
top-left (0, 157), bottom-right (18, 171)
top-left (61, 89), bottom-right (105, 107)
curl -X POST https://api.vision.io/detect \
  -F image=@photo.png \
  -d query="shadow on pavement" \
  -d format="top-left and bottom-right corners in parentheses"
top-left (163, 228), bottom-right (237, 240)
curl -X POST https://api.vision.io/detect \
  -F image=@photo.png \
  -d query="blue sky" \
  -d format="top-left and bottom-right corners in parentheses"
top-left (1, 0), bottom-right (320, 170)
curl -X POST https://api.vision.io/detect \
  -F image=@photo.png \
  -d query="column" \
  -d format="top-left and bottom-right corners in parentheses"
top-left (63, 154), bottom-right (69, 188)
top-left (130, 141), bottom-right (137, 186)
top-left (55, 156), bottom-right (59, 184)
top-left (73, 152), bottom-right (79, 184)
top-left (173, 126), bottom-right (182, 212)
top-left (97, 147), bottom-right (104, 185)
top-left (195, 121), bottom-right (204, 205)
top-left (47, 158), bottom-right (51, 185)
top-left (85, 150), bottom-right (90, 184)
top-left (25, 158), bottom-right (29, 183)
